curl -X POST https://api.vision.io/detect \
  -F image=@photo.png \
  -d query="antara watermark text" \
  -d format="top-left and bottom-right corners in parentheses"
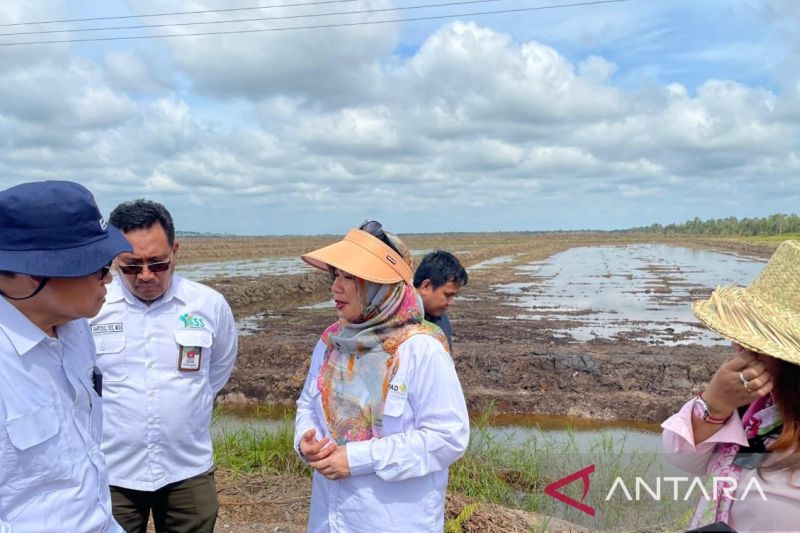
top-left (604, 476), bottom-right (767, 502)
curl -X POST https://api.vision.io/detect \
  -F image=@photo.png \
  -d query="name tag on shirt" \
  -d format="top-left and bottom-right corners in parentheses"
top-left (174, 329), bottom-right (212, 372)
top-left (178, 346), bottom-right (202, 371)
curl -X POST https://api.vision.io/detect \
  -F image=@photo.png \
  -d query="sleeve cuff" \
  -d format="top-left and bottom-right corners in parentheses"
top-left (346, 440), bottom-right (376, 476)
top-left (661, 398), bottom-right (749, 450)
top-left (295, 426), bottom-right (317, 464)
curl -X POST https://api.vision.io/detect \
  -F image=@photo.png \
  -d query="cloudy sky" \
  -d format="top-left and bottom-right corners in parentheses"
top-left (0, 0), bottom-right (798, 234)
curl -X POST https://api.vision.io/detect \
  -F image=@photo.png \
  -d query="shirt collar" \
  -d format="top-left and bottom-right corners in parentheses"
top-left (0, 295), bottom-right (50, 356)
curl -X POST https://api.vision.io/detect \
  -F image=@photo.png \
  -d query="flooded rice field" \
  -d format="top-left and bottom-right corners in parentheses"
top-left (468, 254), bottom-right (518, 271)
top-left (494, 244), bottom-right (765, 346)
top-left (178, 257), bottom-right (312, 281)
top-left (211, 234), bottom-right (779, 423)
top-left (180, 248), bottom-right (438, 281)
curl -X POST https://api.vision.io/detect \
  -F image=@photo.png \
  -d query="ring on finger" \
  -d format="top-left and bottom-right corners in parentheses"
top-left (739, 371), bottom-right (753, 392)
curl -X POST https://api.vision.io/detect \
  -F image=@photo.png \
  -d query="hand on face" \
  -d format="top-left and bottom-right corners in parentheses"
top-left (703, 343), bottom-right (776, 418)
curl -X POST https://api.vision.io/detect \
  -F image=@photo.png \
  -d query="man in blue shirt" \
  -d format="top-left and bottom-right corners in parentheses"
top-left (413, 251), bottom-right (468, 351)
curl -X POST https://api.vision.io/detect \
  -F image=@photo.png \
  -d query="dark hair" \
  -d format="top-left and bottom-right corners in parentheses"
top-left (413, 250), bottom-right (468, 289)
top-left (109, 199), bottom-right (175, 245)
top-left (0, 271), bottom-right (15, 278)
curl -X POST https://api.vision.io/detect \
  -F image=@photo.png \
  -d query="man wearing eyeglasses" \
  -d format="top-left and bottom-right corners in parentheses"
top-left (89, 200), bottom-right (237, 533)
top-left (0, 181), bottom-right (132, 532)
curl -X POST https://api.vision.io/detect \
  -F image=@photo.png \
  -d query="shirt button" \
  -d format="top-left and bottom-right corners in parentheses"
top-left (146, 361), bottom-right (154, 368)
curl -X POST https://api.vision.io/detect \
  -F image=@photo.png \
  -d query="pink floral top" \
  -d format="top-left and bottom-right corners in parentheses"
top-left (662, 399), bottom-right (800, 532)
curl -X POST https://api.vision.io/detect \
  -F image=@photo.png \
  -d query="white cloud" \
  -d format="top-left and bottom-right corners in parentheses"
top-left (0, 2), bottom-right (799, 233)
top-left (127, 0), bottom-right (400, 103)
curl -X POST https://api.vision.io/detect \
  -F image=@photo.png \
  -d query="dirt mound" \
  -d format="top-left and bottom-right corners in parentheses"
top-left (445, 492), bottom-right (587, 532)
top-left (209, 272), bottom-right (331, 318)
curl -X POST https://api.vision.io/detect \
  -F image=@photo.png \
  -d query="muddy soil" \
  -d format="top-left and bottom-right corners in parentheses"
top-left (213, 470), bottom-right (583, 533)
top-left (206, 233), bottom-right (774, 424)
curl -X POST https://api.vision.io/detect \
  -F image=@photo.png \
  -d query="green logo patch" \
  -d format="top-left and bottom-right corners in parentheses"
top-left (180, 313), bottom-right (206, 328)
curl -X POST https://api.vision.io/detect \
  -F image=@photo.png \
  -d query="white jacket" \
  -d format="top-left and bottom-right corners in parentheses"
top-left (295, 334), bottom-right (470, 533)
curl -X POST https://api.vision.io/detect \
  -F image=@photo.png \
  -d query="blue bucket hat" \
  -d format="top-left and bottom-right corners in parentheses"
top-left (0, 181), bottom-right (132, 277)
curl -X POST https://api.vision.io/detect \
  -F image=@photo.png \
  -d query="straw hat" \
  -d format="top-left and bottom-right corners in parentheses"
top-left (692, 240), bottom-right (800, 366)
top-left (302, 228), bottom-right (413, 285)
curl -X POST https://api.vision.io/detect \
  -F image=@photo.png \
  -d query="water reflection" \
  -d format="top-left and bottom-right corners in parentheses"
top-left (212, 406), bottom-right (661, 451)
top-left (495, 244), bottom-right (765, 345)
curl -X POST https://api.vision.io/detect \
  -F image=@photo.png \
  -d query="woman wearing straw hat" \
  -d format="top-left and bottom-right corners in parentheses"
top-left (662, 240), bottom-right (800, 532)
top-left (294, 221), bottom-right (470, 532)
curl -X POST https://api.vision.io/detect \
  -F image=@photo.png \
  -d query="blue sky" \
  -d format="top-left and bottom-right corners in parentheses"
top-left (0, 0), bottom-right (798, 235)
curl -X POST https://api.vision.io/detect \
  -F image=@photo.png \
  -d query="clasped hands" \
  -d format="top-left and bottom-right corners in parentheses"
top-left (299, 429), bottom-right (351, 480)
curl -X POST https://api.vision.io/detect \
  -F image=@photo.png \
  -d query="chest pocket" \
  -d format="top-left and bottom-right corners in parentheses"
top-left (174, 329), bottom-right (213, 374)
top-left (381, 390), bottom-right (409, 436)
top-left (94, 334), bottom-right (127, 382)
top-left (5, 403), bottom-right (78, 490)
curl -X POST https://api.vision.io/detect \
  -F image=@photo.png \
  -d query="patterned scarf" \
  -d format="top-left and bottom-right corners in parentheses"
top-left (316, 281), bottom-right (447, 444)
top-left (691, 394), bottom-right (782, 528)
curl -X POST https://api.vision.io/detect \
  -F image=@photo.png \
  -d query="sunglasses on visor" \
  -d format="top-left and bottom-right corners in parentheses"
top-left (359, 220), bottom-right (400, 254)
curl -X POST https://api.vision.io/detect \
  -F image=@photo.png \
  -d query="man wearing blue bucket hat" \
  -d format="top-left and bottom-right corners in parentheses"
top-left (0, 181), bottom-right (131, 532)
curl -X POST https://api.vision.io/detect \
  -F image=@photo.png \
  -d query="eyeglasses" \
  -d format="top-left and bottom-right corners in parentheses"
top-left (117, 256), bottom-right (172, 275)
top-left (98, 263), bottom-right (112, 279)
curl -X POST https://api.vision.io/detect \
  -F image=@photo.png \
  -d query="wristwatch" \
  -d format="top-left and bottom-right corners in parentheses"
top-left (692, 393), bottom-right (731, 424)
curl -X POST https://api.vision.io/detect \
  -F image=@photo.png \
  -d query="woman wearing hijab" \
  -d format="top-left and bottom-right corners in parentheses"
top-left (662, 240), bottom-right (800, 532)
top-left (294, 221), bottom-right (470, 532)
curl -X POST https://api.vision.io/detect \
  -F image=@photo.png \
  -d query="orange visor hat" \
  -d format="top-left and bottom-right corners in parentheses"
top-left (301, 228), bottom-right (413, 285)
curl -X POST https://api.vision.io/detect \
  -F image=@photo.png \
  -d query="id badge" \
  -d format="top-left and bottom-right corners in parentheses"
top-left (178, 345), bottom-right (202, 371)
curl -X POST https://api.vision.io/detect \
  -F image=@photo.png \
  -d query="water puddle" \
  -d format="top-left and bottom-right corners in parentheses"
top-left (495, 244), bottom-right (765, 345)
top-left (178, 257), bottom-right (312, 281)
top-left (236, 313), bottom-right (269, 337)
top-left (180, 248), bottom-right (439, 281)
top-left (469, 254), bottom-right (517, 271)
top-left (298, 299), bottom-right (335, 310)
top-left (212, 406), bottom-right (660, 451)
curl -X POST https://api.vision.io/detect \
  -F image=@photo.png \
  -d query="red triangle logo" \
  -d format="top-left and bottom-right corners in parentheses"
top-left (544, 464), bottom-right (596, 517)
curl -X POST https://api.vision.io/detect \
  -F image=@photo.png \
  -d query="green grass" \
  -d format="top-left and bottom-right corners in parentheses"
top-left (213, 406), bottom-right (310, 477)
top-left (212, 406), bottom-right (693, 531)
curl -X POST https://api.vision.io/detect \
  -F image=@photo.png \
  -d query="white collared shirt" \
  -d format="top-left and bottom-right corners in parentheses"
top-left (0, 297), bottom-right (122, 533)
top-left (294, 334), bottom-right (470, 533)
top-left (90, 275), bottom-right (237, 491)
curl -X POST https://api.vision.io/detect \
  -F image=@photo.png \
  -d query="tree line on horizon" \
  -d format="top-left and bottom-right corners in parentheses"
top-left (625, 213), bottom-right (800, 236)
